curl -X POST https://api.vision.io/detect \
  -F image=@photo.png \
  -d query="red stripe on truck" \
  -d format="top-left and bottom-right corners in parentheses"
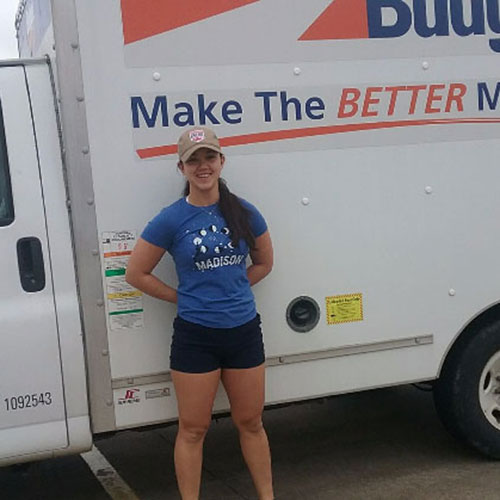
top-left (121, 0), bottom-right (260, 44)
top-left (136, 117), bottom-right (500, 159)
top-left (299, 0), bottom-right (369, 41)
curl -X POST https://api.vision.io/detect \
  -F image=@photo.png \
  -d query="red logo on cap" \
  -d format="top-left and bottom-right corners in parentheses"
top-left (189, 129), bottom-right (205, 142)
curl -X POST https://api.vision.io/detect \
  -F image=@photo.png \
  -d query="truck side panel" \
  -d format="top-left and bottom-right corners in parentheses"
top-left (66, 0), bottom-right (500, 430)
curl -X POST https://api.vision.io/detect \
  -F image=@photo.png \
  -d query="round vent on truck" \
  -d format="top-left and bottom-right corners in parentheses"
top-left (286, 296), bottom-right (320, 333)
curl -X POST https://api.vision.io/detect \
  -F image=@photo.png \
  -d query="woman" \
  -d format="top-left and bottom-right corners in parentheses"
top-left (126, 126), bottom-right (274, 500)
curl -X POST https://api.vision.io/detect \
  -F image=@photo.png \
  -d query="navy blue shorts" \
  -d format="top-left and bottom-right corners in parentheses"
top-left (170, 314), bottom-right (265, 373)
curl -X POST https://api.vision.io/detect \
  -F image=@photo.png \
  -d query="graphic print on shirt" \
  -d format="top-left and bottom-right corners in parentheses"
top-left (191, 223), bottom-right (246, 271)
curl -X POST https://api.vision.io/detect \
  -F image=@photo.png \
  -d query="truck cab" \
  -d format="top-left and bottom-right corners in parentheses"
top-left (0, 59), bottom-right (91, 465)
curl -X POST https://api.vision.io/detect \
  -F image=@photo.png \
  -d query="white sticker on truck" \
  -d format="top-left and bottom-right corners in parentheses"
top-left (102, 231), bottom-right (144, 330)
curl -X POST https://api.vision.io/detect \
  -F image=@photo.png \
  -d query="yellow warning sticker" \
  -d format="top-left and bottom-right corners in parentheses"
top-left (326, 293), bottom-right (363, 325)
top-left (107, 291), bottom-right (143, 300)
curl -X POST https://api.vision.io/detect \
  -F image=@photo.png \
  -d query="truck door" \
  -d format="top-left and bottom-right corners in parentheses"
top-left (0, 65), bottom-right (68, 459)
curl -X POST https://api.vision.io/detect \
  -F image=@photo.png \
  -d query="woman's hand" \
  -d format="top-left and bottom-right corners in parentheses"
top-left (125, 238), bottom-right (178, 303)
top-left (247, 230), bottom-right (273, 286)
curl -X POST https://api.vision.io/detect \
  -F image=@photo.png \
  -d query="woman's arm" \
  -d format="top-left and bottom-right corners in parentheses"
top-left (125, 238), bottom-right (178, 304)
top-left (247, 230), bottom-right (273, 286)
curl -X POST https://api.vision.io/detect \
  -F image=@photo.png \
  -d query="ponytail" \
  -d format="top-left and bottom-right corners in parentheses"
top-left (183, 178), bottom-right (256, 249)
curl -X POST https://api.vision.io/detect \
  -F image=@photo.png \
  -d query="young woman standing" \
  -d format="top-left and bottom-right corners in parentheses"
top-left (126, 127), bottom-right (274, 500)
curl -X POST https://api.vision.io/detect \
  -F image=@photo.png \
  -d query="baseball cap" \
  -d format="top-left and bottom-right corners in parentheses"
top-left (177, 127), bottom-right (222, 163)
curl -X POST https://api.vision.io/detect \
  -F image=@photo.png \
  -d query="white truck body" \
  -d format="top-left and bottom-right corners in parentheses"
top-left (2, 0), bottom-right (500, 465)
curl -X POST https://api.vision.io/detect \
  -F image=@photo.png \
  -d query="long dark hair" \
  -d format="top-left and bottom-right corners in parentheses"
top-left (183, 177), bottom-right (256, 249)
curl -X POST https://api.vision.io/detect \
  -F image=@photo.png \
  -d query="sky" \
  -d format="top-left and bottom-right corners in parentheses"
top-left (0, 0), bottom-right (20, 59)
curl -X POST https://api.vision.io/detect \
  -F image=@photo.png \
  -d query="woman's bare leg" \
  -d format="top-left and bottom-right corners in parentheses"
top-left (171, 369), bottom-right (221, 500)
top-left (221, 364), bottom-right (273, 500)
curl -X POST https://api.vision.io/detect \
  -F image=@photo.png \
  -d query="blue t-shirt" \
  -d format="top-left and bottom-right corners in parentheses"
top-left (141, 197), bottom-right (267, 328)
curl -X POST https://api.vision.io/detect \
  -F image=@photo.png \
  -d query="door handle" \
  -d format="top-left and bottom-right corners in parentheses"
top-left (17, 237), bottom-right (46, 292)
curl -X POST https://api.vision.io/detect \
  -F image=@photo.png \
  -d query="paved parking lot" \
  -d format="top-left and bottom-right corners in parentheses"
top-left (3, 385), bottom-right (500, 499)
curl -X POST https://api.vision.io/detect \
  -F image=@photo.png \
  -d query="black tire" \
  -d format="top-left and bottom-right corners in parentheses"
top-left (434, 319), bottom-right (500, 458)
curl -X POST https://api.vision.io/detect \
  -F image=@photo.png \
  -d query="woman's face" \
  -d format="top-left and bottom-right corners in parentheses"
top-left (179, 147), bottom-right (225, 194)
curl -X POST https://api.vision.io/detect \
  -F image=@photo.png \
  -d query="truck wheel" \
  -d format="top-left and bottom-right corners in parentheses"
top-left (434, 320), bottom-right (500, 458)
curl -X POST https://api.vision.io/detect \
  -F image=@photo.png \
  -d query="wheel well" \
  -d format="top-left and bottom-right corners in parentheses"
top-left (438, 302), bottom-right (500, 377)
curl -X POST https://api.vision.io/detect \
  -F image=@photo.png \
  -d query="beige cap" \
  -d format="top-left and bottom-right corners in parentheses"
top-left (177, 127), bottom-right (222, 162)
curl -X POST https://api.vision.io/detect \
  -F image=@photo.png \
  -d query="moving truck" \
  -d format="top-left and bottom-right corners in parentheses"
top-left (3, 0), bottom-right (500, 465)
